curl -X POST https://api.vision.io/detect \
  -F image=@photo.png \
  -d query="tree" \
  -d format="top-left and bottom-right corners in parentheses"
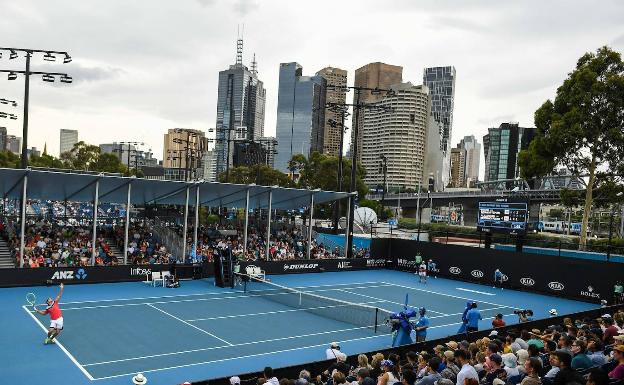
top-left (518, 46), bottom-right (624, 248)
top-left (0, 151), bottom-right (20, 168)
top-left (218, 164), bottom-right (293, 187)
top-left (292, 152), bottom-right (368, 198)
top-left (29, 153), bottom-right (66, 169)
top-left (61, 141), bottom-right (101, 171)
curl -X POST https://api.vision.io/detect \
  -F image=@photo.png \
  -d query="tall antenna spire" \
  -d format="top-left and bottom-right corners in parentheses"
top-left (236, 24), bottom-right (244, 66)
top-left (251, 53), bottom-right (257, 75)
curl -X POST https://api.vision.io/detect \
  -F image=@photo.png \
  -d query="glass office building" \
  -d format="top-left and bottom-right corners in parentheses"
top-left (215, 63), bottom-right (266, 175)
top-left (423, 66), bottom-right (456, 153)
top-left (483, 122), bottom-right (536, 182)
top-left (274, 62), bottom-right (325, 173)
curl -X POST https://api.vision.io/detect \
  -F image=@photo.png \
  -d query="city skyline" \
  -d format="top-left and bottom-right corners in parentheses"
top-left (1, 0), bottom-right (623, 181)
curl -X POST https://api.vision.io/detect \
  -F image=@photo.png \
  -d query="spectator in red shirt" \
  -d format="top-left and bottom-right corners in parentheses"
top-left (602, 317), bottom-right (619, 345)
top-left (492, 314), bottom-right (506, 328)
top-left (609, 345), bottom-right (624, 380)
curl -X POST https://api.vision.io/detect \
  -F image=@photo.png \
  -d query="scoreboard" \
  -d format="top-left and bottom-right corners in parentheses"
top-left (477, 201), bottom-right (528, 234)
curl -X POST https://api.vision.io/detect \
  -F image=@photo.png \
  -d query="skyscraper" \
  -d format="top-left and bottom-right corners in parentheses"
top-left (352, 62), bottom-right (403, 164)
top-left (59, 129), bottom-right (78, 155)
top-left (315, 67), bottom-right (347, 157)
top-left (6, 135), bottom-right (21, 154)
top-left (361, 83), bottom-right (430, 190)
top-left (449, 135), bottom-right (481, 188)
top-left (483, 122), bottom-right (536, 182)
top-left (274, 62), bottom-right (326, 173)
top-left (214, 35), bottom-right (266, 175)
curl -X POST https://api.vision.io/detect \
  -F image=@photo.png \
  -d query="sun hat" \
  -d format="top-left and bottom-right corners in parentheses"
top-left (230, 377), bottom-right (241, 385)
top-left (132, 373), bottom-right (147, 385)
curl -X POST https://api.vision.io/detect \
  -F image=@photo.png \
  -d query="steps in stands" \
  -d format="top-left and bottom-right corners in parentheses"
top-left (0, 238), bottom-right (15, 268)
top-left (105, 237), bottom-right (125, 265)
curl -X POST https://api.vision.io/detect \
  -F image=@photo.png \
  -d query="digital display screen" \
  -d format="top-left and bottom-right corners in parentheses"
top-left (477, 201), bottom-right (528, 234)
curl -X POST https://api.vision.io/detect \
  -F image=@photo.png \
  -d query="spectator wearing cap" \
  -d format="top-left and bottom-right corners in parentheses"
top-left (379, 360), bottom-right (400, 385)
top-left (455, 349), bottom-right (478, 385)
top-left (327, 342), bottom-right (343, 360)
top-left (552, 351), bottom-right (583, 385)
top-left (570, 339), bottom-right (592, 370)
top-left (609, 345), bottom-right (624, 380)
top-left (480, 354), bottom-right (507, 385)
top-left (440, 351), bottom-right (460, 383)
top-left (264, 367), bottom-right (279, 385)
top-left (492, 314), bottom-right (505, 329)
top-left (519, 357), bottom-right (542, 385)
top-left (603, 317), bottom-right (619, 345)
top-left (415, 357), bottom-right (442, 385)
top-left (502, 353), bottom-right (520, 378)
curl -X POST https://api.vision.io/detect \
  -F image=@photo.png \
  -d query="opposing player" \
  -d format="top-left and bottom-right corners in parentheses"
top-left (417, 261), bottom-right (427, 284)
top-left (35, 283), bottom-right (64, 344)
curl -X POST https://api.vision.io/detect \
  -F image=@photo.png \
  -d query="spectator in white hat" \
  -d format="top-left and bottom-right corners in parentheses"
top-left (132, 373), bottom-right (147, 385)
top-left (230, 376), bottom-right (241, 385)
top-left (326, 342), bottom-right (343, 360)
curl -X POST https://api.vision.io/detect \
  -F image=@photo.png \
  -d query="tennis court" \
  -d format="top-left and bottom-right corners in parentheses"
top-left (4, 269), bottom-right (597, 385)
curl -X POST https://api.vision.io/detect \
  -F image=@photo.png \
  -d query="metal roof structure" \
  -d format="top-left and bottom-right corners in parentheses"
top-left (0, 168), bottom-right (351, 209)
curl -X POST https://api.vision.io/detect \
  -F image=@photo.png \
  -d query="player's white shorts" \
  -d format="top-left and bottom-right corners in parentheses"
top-left (419, 271), bottom-right (427, 277)
top-left (50, 317), bottom-right (64, 330)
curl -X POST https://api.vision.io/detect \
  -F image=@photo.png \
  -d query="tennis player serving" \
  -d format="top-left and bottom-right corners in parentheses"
top-left (35, 283), bottom-right (64, 345)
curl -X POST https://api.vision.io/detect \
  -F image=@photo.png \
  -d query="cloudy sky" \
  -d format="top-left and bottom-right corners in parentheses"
top-left (1, 0), bottom-right (623, 177)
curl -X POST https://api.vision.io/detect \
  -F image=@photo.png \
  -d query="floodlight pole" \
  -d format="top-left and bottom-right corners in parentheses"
top-left (193, 185), bottom-right (200, 261)
top-left (19, 174), bottom-right (27, 267)
top-left (20, 53), bottom-right (30, 168)
top-left (123, 183), bottom-right (131, 265)
top-left (243, 188), bottom-right (250, 255)
top-left (343, 195), bottom-right (351, 257)
top-left (91, 179), bottom-right (99, 265)
top-left (307, 193), bottom-right (315, 259)
top-left (181, 187), bottom-right (190, 262)
top-left (266, 189), bottom-right (273, 261)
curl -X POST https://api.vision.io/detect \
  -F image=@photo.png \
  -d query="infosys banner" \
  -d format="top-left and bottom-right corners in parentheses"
top-left (239, 257), bottom-right (388, 275)
top-left (0, 264), bottom-right (210, 287)
top-left (381, 239), bottom-right (623, 303)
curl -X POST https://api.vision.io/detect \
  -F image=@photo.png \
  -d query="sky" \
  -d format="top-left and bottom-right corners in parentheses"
top-left (1, 0), bottom-right (623, 179)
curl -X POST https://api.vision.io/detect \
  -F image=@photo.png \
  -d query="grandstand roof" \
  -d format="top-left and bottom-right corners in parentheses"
top-left (0, 168), bottom-right (351, 209)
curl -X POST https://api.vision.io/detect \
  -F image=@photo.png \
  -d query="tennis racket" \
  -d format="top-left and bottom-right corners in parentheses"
top-left (26, 292), bottom-right (37, 310)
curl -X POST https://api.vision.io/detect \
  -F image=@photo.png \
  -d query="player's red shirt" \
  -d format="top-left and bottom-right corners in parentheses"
top-left (45, 301), bottom-right (62, 320)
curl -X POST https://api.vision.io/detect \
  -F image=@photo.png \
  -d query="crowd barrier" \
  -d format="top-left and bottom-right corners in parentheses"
top-left (0, 263), bottom-right (212, 287)
top-left (196, 304), bottom-right (624, 385)
top-left (373, 238), bottom-right (623, 304)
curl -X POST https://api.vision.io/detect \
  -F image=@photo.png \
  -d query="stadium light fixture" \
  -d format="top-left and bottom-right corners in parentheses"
top-left (43, 52), bottom-right (56, 62)
top-left (7, 72), bottom-right (17, 80)
top-left (42, 74), bottom-right (55, 82)
top-left (60, 74), bottom-right (72, 84)
top-left (9, 50), bottom-right (18, 59)
top-left (63, 54), bottom-right (72, 64)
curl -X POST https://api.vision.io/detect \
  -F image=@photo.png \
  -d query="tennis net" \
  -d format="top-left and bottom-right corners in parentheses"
top-left (236, 273), bottom-right (392, 333)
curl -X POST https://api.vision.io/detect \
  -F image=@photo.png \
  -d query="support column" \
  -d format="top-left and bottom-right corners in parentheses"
top-left (123, 183), bottom-right (132, 265)
top-left (307, 193), bottom-right (315, 259)
top-left (243, 188), bottom-right (250, 255)
top-left (343, 195), bottom-right (351, 258)
top-left (19, 174), bottom-right (28, 268)
top-left (181, 187), bottom-right (190, 262)
top-left (193, 185), bottom-right (200, 261)
top-left (91, 179), bottom-right (100, 265)
top-left (265, 189), bottom-right (273, 261)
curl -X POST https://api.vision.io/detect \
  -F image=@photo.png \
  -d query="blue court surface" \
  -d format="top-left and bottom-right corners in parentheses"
top-left (2, 270), bottom-right (597, 385)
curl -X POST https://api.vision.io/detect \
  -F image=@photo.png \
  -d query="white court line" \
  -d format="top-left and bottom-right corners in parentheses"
top-left (90, 332), bottom-right (388, 381)
top-left (336, 289), bottom-right (449, 316)
top-left (456, 288), bottom-right (495, 296)
top-left (383, 282), bottom-right (515, 308)
top-left (22, 305), bottom-right (95, 381)
top-left (185, 299), bottom-right (388, 322)
top-left (146, 304), bottom-right (233, 346)
top-left (60, 284), bottom-right (394, 311)
top-left (59, 281), bottom-right (388, 306)
top-left (91, 312), bottom-right (520, 381)
top-left (84, 324), bottom-right (374, 367)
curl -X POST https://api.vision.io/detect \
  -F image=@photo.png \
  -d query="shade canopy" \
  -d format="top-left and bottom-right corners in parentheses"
top-left (0, 168), bottom-right (351, 209)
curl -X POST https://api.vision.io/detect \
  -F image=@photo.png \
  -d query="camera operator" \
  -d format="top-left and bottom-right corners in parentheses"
top-left (515, 309), bottom-right (534, 323)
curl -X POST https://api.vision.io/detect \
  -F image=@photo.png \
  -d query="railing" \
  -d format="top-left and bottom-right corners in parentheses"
top-left (153, 217), bottom-right (185, 261)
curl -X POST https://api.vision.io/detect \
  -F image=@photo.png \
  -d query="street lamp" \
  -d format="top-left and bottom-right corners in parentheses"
top-left (0, 47), bottom-right (72, 168)
top-left (379, 154), bottom-right (388, 219)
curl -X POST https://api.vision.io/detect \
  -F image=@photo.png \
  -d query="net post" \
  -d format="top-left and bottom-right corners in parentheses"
top-left (375, 308), bottom-right (379, 334)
